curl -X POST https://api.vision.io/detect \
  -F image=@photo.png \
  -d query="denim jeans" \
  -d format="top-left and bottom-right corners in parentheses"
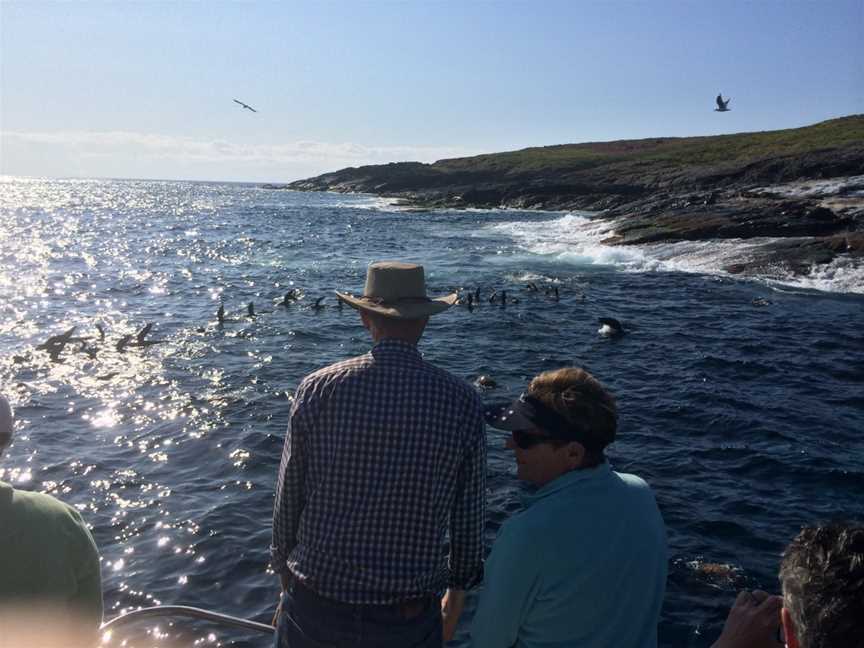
top-left (274, 579), bottom-right (443, 648)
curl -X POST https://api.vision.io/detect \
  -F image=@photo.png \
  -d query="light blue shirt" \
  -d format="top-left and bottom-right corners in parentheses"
top-left (470, 463), bottom-right (667, 648)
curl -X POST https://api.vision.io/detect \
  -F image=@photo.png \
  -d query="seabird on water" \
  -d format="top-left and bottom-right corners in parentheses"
top-left (598, 317), bottom-right (625, 337)
top-left (133, 322), bottom-right (165, 347)
top-left (233, 99), bottom-right (258, 113)
top-left (136, 323), bottom-right (153, 345)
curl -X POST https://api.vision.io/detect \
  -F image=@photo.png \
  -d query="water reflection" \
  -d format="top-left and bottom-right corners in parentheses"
top-left (2, 178), bottom-right (862, 647)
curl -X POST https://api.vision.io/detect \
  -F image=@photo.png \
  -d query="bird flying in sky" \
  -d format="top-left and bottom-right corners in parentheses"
top-left (715, 94), bottom-right (731, 112)
top-left (233, 99), bottom-right (258, 113)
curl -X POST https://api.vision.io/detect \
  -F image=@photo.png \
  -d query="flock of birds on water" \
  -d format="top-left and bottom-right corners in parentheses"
top-left (9, 282), bottom-right (631, 387)
top-left (11, 90), bottom-right (738, 385)
top-left (11, 269), bottom-right (776, 384)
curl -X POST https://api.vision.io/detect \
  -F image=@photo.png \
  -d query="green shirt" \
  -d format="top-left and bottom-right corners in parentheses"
top-left (0, 481), bottom-right (103, 627)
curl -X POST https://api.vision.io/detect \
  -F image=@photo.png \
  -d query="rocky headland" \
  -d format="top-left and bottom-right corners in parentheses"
top-left (273, 116), bottom-right (864, 277)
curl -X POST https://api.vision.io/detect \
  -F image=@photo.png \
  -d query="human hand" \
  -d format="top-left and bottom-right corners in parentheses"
top-left (711, 590), bottom-right (783, 648)
top-left (441, 589), bottom-right (466, 643)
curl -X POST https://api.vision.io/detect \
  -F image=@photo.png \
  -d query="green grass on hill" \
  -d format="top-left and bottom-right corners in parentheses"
top-left (433, 115), bottom-right (864, 176)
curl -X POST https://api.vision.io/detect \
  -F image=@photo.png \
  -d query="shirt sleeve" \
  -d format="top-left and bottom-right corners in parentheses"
top-left (270, 384), bottom-right (309, 575)
top-left (448, 394), bottom-right (487, 590)
top-left (69, 509), bottom-right (104, 628)
top-left (469, 521), bottom-right (539, 648)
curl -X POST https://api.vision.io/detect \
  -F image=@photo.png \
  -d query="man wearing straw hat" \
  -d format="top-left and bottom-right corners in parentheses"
top-left (271, 261), bottom-right (486, 648)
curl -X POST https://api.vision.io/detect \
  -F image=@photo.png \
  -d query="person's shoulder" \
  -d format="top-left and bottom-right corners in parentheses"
top-left (10, 487), bottom-right (89, 531)
top-left (421, 361), bottom-right (480, 404)
top-left (495, 505), bottom-right (557, 556)
top-left (299, 353), bottom-right (372, 389)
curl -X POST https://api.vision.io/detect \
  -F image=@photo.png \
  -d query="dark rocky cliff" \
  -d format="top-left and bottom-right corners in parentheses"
top-left (276, 116), bottom-right (864, 276)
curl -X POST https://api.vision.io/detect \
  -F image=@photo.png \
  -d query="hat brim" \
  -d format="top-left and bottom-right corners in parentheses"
top-left (484, 399), bottom-right (537, 432)
top-left (335, 291), bottom-right (457, 319)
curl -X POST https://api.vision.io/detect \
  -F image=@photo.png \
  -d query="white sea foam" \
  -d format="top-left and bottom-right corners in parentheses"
top-left (769, 256), bottom-right (864, 294)
top-left (321, 194), bottom-right (403, 211)
top-left (488, 213), bottom-right (864, 295)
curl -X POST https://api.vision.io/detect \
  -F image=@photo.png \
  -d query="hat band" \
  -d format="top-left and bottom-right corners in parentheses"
top-left (361, 295), bottom-right (433, 306)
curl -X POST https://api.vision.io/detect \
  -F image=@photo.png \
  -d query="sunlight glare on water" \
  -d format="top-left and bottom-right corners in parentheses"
top-left (1, 178), bottom-right (862, 647)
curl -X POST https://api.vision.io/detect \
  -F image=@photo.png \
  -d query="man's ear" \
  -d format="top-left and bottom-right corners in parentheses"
top-left (781, 607), bottom-right (799, 648)
top-left (566, 442), bottom-right (586, 469)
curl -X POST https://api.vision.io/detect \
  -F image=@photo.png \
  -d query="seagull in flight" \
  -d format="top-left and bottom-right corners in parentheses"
top-left (233, 98), bottom-right (258, 113)
top-left (715, 94), bottom-right (731, 112)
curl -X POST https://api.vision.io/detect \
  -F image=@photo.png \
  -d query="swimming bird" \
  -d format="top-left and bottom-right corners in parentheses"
top-left (36, 326), bottom-right (77, 351)
top-left (132, 323), bottom-right (165, 347)
top-left (77, 342), bottom-right (98, 360)
top-left (475, 375), bottom-right (498, 389)
top-left (216, 304), bottom-right (238, 324)
top-left (36, 326), bottom-right (78, 361)
top-left (136, 323), bottom-right (153, 345)
top-left (715, 94), bottom-right (731, 112)
top-left (280, 289), bottom-right (300, 306)
top-left (233, 99), bottom-right (258, 113)
top-left (598, 317), bottom-right (625, 337)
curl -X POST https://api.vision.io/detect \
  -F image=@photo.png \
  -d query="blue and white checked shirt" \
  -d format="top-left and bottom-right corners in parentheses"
top-left (271, 338), bottom-right (486, 604)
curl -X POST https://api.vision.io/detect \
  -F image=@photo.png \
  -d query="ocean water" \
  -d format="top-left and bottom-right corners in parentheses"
top-left (1, 177), bottom-right (862, 647)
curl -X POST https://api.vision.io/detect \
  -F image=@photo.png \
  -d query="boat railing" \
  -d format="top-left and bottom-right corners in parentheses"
top-left (101, 605), bottom-right (275, 636)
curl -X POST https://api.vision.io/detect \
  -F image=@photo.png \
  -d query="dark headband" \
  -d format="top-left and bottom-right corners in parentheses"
top-left (485, 392), bottom-right (606, 451)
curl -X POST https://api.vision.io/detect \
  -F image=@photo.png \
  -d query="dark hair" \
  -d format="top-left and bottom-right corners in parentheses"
top-left (527, 367), bottom-right (617, 467)
top-left (778, 522), bottom-right (864, 648)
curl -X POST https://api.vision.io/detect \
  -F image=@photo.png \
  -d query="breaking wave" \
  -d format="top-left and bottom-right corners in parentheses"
top-left (489, 213), bottom-right (864, 295)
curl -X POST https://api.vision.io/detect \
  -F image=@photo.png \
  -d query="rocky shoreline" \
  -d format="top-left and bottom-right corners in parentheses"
top-left (271, 116), bottom-right (864, 278)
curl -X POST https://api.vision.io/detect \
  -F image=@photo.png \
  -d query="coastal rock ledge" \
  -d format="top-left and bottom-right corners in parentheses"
top-left (276, 116), bottom-right (864, 277)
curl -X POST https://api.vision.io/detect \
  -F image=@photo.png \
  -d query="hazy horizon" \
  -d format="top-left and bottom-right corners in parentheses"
top-left (2, 111), bottom-right (860, 186)
top-left (2, 1), bottom-right (862, 183)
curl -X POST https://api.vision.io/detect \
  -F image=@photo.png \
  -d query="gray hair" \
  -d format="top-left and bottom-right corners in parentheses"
top-left (779, 523), bottom-right (864, 648)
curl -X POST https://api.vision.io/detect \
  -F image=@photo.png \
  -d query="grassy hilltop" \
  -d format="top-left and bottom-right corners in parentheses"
top-left (287, 115), bottom-right (864, 211)
top-left (283, 116), bottom-right (864, 276)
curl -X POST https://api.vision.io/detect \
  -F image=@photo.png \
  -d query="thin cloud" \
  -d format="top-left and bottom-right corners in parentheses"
top-left (1, 130), bottom-right (474, 166)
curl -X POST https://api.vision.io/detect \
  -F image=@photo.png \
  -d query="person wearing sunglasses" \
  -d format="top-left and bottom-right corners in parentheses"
top-left (469, 367), bottom-right (667, 648)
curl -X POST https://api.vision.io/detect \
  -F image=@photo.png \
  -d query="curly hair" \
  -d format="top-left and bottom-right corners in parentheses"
top-left (527, 367), bottom-right (617, 467)
top-left (779, 522), bottom-right (864, 648)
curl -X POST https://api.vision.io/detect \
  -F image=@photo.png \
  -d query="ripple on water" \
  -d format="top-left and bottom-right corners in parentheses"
top-left (1, 179), bottom-right (862, 647)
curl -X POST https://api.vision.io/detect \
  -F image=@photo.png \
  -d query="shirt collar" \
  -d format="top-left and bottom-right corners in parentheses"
top-left (527, 462), bottom-right (613, 505)
top-left (370, 338), bottom-right (423, 362)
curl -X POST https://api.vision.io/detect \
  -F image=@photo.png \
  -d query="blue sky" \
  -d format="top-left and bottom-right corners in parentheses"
top-left (2, 0), bottom-right (862, 182)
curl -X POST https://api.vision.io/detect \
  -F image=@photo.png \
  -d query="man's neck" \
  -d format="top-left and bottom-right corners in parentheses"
top-left (371, 332), bottom-right (420, 345)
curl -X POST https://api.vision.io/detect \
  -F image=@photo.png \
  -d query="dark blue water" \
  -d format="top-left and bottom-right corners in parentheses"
top-left (1, 178), bottom-right (863, 647)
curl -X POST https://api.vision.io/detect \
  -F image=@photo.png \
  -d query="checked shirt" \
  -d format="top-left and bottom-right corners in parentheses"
top-left (271, 338), bottom-right (486, 604)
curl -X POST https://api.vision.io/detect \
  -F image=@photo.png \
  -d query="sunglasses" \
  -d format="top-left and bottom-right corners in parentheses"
top-left (511, 429), bottom-right (563, 450)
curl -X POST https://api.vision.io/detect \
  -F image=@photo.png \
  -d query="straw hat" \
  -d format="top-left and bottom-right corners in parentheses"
top-left (335, 261), bottom-right (457, 319)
